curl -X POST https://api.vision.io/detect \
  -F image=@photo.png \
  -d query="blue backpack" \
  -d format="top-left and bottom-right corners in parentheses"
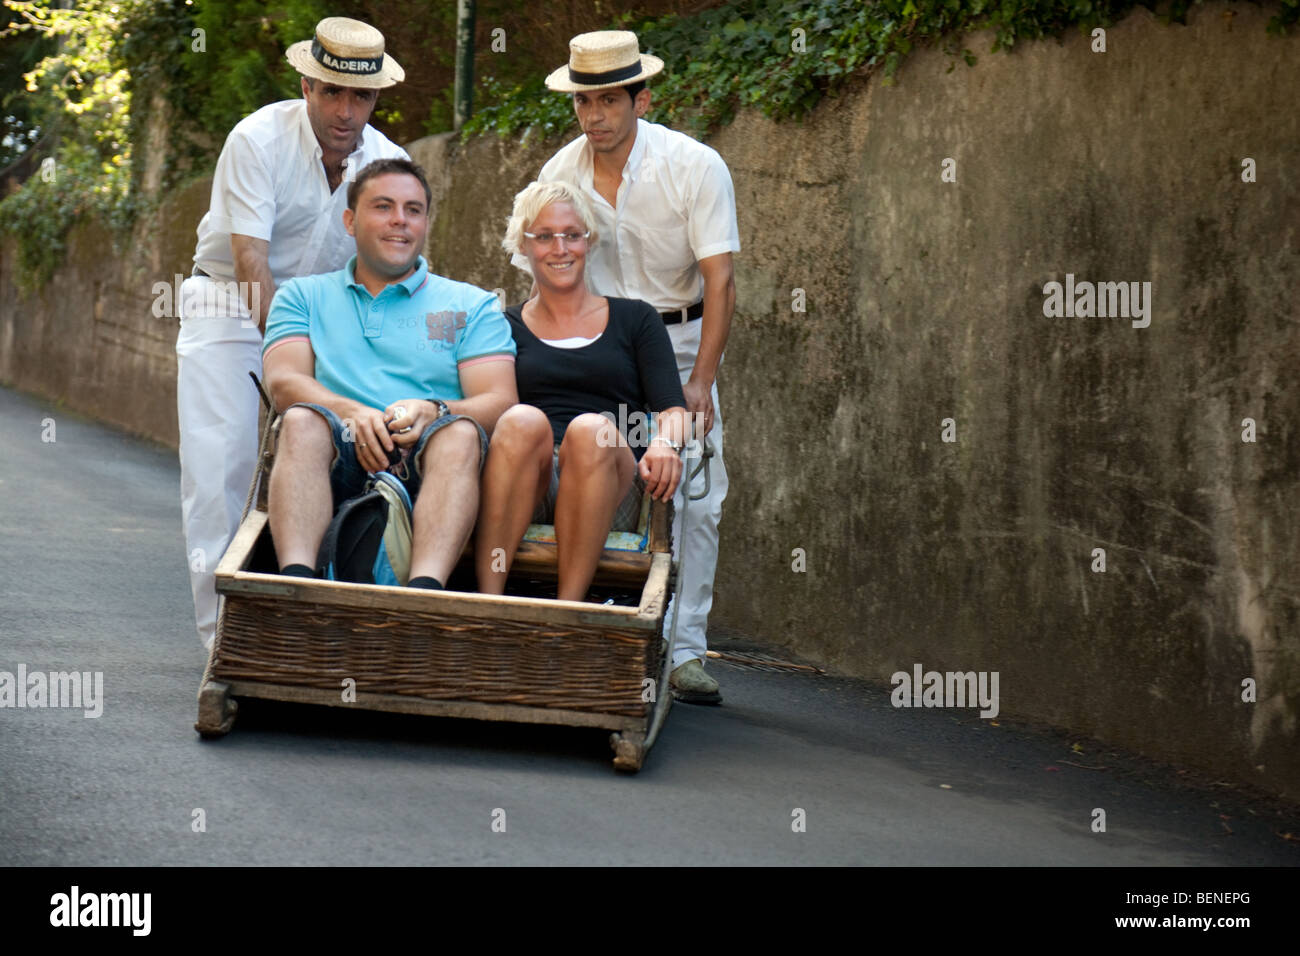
top-left (315, 472), bottom-right (413, 586)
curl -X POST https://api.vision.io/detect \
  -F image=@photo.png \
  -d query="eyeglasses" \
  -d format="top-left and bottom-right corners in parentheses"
top-left (523, 230), bottom-right (590, 247)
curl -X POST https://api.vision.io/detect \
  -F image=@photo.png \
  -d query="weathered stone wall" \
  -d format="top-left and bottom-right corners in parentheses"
top-left (2, 3), bottom-right (1296, 795)
top-left (708, 3), bottom-right (1299, 795)
top-left (0, 175), bottom-right (209, 446)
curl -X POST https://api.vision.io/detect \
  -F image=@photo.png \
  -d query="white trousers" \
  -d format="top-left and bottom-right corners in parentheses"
top-left (175, 276), bottom-right (262, 650)
top-left (665, 318), bottom-right (729, 668)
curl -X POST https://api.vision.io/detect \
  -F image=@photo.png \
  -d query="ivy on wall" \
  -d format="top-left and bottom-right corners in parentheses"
top-left (466, 0), bottom-right (1298, 138)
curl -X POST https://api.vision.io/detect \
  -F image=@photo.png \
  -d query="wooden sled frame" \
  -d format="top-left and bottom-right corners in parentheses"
top-left (196, 411), bottom-right (678, 772)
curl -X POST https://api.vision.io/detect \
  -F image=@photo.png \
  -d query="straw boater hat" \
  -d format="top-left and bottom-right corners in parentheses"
top-left (544, 30), bottom-right (664, 93)
top-left (285, 17), bottom-right (405, 89)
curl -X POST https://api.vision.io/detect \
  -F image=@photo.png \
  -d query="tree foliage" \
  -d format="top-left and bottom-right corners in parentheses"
top-left (0, 0), bottom-right (142, 287)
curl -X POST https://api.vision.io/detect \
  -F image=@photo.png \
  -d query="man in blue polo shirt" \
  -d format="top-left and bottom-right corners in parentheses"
top-left (262, 158), bottom-right (517, 588)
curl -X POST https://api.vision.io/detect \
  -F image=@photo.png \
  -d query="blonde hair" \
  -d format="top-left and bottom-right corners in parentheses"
top-left (501, 180), bottom-right (599, 256)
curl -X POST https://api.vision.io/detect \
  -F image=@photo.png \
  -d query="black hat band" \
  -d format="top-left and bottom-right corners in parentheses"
top-left (567, 61), bottom-right (642, 86)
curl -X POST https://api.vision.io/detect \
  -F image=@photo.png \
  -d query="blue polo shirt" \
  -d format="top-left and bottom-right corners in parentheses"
top-left (263, 256), bottom-right (515, 409)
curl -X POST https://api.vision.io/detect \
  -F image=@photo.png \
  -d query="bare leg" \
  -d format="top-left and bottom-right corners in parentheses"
top-left (268, 406), bottom-right (335, 569)
top-left (409, 419), bottom-right (484, 585)
top-left (475, 405), bottom-right (554, 594)
top-left (554, 413), bottom-right (636, 602)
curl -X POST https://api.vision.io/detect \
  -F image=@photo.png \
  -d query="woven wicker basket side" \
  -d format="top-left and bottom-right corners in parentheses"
top-left (212, 596), bottom-right (659, 717)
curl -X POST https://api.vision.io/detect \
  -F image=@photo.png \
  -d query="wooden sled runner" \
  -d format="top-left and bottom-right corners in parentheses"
top-left (195, 399), bottom-right (682, 772)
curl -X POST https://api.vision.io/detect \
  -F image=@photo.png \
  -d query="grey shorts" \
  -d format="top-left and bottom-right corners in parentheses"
top-left (532, 443), bottom-right (646, 532)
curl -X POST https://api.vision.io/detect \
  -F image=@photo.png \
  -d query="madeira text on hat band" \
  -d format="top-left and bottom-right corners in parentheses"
top-left (312, 37), bottom-right (382, 75)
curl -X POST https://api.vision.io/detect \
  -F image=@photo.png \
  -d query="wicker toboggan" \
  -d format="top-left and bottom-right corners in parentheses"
top-left (195, 404), bottom-right (679, 771)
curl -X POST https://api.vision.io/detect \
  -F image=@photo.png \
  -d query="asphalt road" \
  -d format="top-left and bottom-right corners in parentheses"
top-left (1, 385), bottom-right (1297, 866)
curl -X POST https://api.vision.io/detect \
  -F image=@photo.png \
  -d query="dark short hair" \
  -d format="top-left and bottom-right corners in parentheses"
top-left (347, 158), bottom-right (432, 212)
top-left (574, 80), bottom-right (646, 104)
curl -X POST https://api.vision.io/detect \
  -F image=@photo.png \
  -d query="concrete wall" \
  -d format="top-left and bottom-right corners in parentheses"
top-left (2, 3), bottom-right (1297, 795)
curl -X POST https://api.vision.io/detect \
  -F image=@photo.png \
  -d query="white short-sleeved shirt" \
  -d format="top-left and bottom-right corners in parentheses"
top-left (192, 99), bottom-right (409, 287)
top-left (513, 119), bottom-right (740, 312)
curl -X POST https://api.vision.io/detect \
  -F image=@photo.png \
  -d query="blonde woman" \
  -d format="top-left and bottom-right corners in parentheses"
top-left (477, 180), bottom-right (687, 601)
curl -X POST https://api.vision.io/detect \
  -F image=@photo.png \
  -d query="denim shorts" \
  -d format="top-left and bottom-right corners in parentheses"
top-left (286, 402), bottom-right (489, 507)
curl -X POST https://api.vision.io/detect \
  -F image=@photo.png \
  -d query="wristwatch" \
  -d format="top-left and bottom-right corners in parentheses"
top-left (431, 399), bottom-right (451, 420)
top-left (651, 434), bottom-right (682, 451)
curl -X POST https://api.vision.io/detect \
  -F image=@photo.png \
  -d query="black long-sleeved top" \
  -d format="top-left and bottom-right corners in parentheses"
top-left (505, 297), bottom-right (686, 460)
